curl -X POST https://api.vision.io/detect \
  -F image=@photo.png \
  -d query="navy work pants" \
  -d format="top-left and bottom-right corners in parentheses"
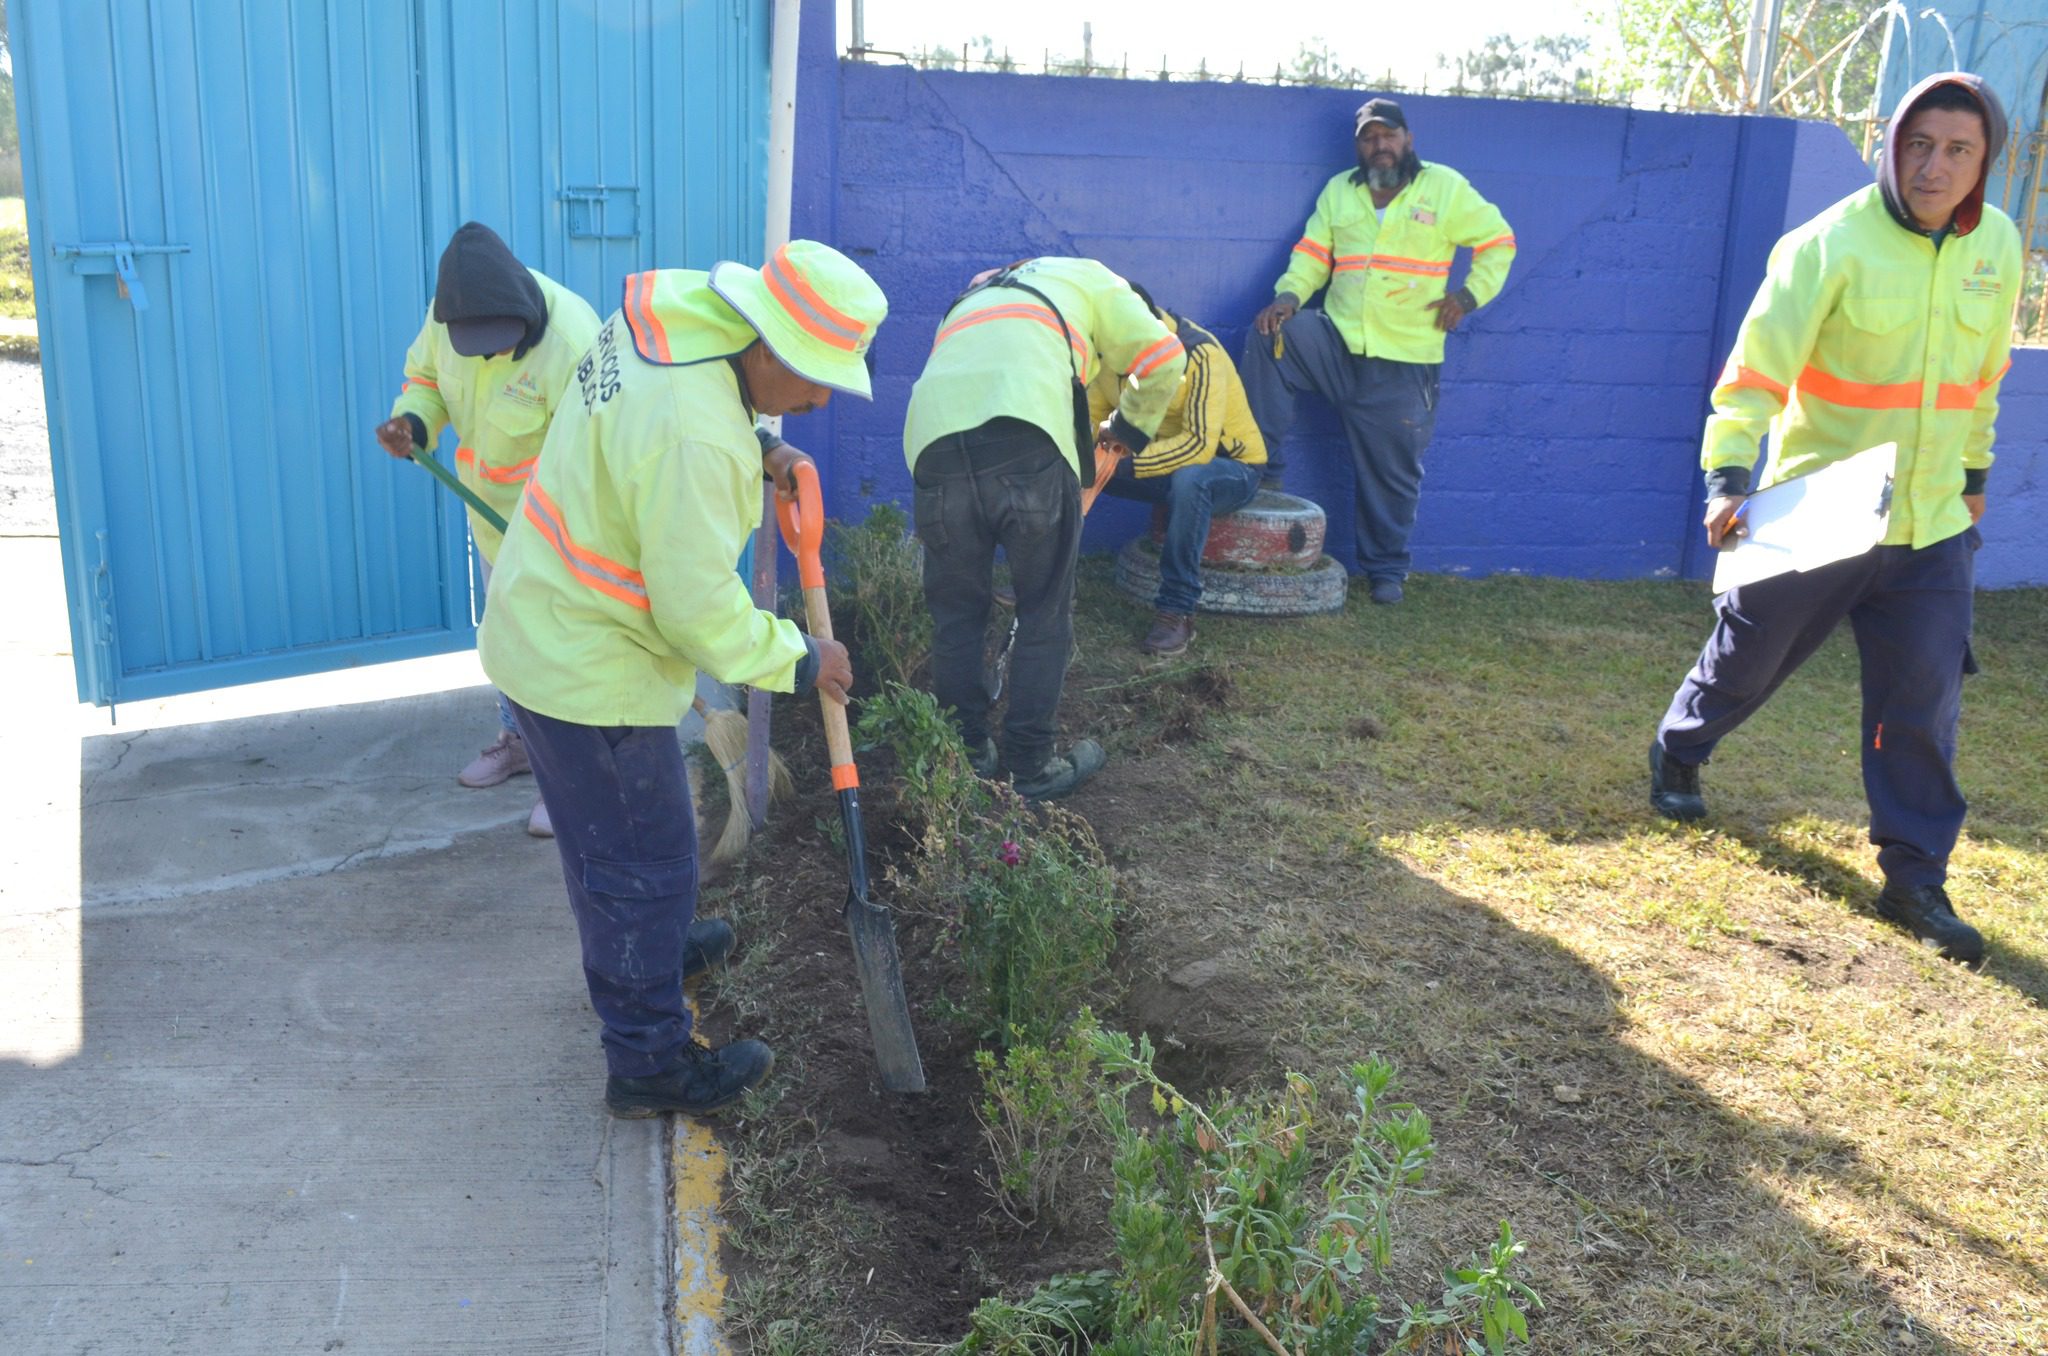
top-left (1240, 308), bottom-right (1439, 582)
top-left (1100, 457), bottom-right (1263, 614)
top-left (914, 418), bottom-right (1082, 775)
top-left (1656, 531), bottom-right (1977, 887)
top-left (509, 700), bottom-right (699, 1077)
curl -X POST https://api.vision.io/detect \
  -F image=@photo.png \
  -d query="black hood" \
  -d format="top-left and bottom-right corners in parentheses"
top-left (1878, 71), bottom-right (2008, 237)
top-left (433, 222), bottom-right (549, 360)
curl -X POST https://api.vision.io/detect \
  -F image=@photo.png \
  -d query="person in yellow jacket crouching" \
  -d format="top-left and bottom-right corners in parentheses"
top-left (478, 242), bottom-right (881, 1117)
top-left (1649, 74), bottom-right (2020, 970)
top-left (376, 222), bottom-right (600, 832)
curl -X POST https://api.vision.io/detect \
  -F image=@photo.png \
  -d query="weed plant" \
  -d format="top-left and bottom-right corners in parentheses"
top-left (855, 682), bottom-right (1120, 1047)
top-left (973, 1014), bottom-right (1111, 1225)
top-left (958, 1023), bottom-right (1541, 1355)
top-left (823, 502), bottom-right (931, 691)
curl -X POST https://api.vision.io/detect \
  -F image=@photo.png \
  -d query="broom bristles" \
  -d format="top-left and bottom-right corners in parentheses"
top-left (694, 697), bottom-right (796, 863)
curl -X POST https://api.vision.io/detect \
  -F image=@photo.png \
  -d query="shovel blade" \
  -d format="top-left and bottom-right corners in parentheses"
top-left (844, 887), bottom-right (925, 1093)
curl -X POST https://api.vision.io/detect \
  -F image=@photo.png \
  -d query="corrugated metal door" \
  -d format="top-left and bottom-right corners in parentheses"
top-left (10, 0), bottom-right (769, 707)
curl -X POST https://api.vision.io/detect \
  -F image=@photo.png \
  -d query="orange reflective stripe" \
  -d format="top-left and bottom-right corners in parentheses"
top-left (764, 245), bottom-right (864, 352)
top-left (933, 303), bottom-right (1090, 378)
top-left (523, 483), bottom-right (650, 611)
top-left (1937, 358), bottom-right (2012, 411)
top-left (1292, 238), bottom-right (1333, 266)
top-left (831, 763), bottom-right (860, 791)
top-left (456, 446), bottom-right (477, 471)
top-left (623, 271), bottom-right (672, 363)
top-left (1333, 254), bottom-right (1372, 272)
top-left (1128, 335), bottom-right (1184, 381)
top-left (1472, 234), bottom-right (1516, 254)
top-left (476, 455), bottom-right (537, 485)
top-left (1367, 254), bottom-right (1452, 276)
top-left (1796, 364), bottom-right (1921, 410)
top-left (402, 377), bottom-right (438, 392)
top-left (1718, 364), bottom-right (1790, 400)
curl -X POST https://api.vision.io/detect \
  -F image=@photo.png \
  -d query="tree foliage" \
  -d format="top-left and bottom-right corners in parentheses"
top-left (1439, 32), bottom-right (1599, 100)
top-left (1590, 0), bottom-right (1886, 121)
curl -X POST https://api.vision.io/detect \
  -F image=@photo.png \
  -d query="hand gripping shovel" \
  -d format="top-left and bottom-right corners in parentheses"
top-left (776, 462), bottom-right (927, 1093)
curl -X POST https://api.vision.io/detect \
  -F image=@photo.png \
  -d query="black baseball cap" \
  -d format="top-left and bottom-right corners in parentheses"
top-left (1354, 97), bottom-right (1407, 133)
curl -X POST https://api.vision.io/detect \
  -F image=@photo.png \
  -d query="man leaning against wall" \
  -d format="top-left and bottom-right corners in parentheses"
top-left (1242, 97), bottom-right (1516, 606)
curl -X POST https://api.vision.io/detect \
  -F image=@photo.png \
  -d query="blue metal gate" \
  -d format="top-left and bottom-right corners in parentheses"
top-left (9, 0), bottom-right (770, 706)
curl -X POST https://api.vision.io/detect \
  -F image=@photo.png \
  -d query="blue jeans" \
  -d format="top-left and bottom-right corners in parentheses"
top-left (1657, 531), bottom-right (1977, 887)
top-left (508, 701), bottom-right (700, 1077)
top-left (1240, 309), bottom-right (1439, 582)
top-left (1102, 458), bottom-right (1263, 614)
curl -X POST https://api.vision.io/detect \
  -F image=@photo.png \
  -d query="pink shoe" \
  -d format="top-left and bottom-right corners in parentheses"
top-left (526, 797), bottom-right (553, 838)
top-left (459, 730), bottom-right (531, 788)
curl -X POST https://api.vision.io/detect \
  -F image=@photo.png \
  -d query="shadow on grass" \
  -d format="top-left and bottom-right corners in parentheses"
top-left (1063, 563), bottom-right (2047, 1355)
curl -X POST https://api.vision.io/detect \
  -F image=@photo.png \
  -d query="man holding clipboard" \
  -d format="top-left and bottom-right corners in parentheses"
top-left (1647, 73), bottom-right (2021, 969)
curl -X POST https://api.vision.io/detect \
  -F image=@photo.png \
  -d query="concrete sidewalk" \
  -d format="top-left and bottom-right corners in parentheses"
top-left (0, 537), bottom-right (727, 1355)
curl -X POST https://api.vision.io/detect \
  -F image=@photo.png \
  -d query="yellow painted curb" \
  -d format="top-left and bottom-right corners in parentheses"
top-left (671, 1115), bottom-right (731, 1355)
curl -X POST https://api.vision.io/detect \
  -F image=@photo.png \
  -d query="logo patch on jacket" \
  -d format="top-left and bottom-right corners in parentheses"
top-left (1411, 208), bottom-right (1436, 225)
top-left (502, 371), bottom-right (545, 405)
top-left (1961, 259), bottom-right (2002, 298)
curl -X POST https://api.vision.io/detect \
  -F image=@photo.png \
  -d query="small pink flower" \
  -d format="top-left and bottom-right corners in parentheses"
top-left (998, 840), bottom-right (1022, 867)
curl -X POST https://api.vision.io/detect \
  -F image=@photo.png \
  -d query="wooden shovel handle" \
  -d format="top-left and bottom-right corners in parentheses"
top-left (775, 461), bottom-right (858, 790)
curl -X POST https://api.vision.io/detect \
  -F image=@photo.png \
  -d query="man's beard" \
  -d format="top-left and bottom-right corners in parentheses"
top-left (1365, 162), bottom-right (1406, 192)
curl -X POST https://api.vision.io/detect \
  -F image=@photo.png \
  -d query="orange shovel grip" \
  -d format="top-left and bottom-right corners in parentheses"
top-left (774, 459), bottom-right (827, 589)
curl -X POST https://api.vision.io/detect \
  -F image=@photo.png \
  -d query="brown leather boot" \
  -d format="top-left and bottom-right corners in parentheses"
top-left (1141, 611), bottom-right (1194, 656)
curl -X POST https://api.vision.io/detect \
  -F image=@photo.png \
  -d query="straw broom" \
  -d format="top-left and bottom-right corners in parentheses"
top-left (694, 695), bottom-right (794, 864)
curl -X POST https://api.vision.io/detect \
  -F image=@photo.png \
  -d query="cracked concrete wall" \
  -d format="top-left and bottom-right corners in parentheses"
top-left (784, 33), bottom-right (2048, 587)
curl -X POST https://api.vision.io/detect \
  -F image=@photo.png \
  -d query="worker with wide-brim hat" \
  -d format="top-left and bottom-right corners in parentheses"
top-left (479, 240), bottom-right (886, 1118)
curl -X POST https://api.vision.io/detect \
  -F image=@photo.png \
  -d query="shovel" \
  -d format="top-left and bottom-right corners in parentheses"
top-left (776, 461), bottom-right (927, 1093)
top-left (406, 445), bottom-right (510, 535)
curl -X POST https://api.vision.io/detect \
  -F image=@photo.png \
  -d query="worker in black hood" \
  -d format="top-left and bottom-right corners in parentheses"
top-left (374, 222), bottom-right (601, 833)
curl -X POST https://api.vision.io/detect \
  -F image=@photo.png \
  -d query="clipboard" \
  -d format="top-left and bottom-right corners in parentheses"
top-left (1711, 442), bottom-right (1896, 595)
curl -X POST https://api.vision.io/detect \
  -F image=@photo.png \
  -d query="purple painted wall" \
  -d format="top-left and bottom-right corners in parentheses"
top-left (783, 0), bottom-right (2046, 589)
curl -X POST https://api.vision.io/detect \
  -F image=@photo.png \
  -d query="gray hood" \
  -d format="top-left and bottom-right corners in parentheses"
top-left (1878, 71), bottom-right (2008, 237)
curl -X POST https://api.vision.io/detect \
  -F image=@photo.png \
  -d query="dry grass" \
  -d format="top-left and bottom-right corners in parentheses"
top-left (1066, 565), bottom-right (2047, 1354)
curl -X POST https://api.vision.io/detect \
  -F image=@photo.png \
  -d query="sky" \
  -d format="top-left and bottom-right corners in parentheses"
top-left (838, 0), bottom-right (1612, 89)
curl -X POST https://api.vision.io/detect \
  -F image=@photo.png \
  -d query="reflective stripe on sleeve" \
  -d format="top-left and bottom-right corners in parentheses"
top-left (523, 483), bottom-right (651, 611)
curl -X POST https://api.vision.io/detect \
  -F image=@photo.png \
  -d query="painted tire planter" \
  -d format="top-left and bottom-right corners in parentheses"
top-left (1115, 536), bottom-right (1349, 617)
top-left (1149, 489), bottom-right (1326, 569)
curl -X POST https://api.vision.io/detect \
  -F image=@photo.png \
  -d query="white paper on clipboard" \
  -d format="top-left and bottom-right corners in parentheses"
top-left (1711, 442), bottom-right (1897, 595)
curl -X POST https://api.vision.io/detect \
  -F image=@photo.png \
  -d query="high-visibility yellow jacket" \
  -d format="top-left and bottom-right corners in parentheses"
top-left (1274, 163), bottom-right (1516, 364)
top-left (905, 257), bottom-right (1187, 480)
top-left (1086, 314), bottom-right (1266, 477)
top-left (477, 270), bottom-right (808, 728)
top-left (1706, 184), bottom-right (2020, 550)
top-left (389, 270), bottom-right (600, 563)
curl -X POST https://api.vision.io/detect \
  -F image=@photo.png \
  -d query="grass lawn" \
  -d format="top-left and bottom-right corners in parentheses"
top-left (713, 562), bottom-right (2047, 1354)
top-left (1, 197), bottom-right (38, 359)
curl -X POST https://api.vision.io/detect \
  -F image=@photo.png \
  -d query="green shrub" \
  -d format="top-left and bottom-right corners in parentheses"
top-left (854, 683), bottom-right (1120, 1048)
top-left (824, 501), bottom-right (930, 692)
top-left (973, 1015), bottom-right (1111, 1225)
top-left (951, 1032), bottom-right (1541, 1356)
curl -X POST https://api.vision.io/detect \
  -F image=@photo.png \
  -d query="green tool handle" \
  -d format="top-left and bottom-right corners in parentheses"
top-left (409, 448), bottom-right (508, 534)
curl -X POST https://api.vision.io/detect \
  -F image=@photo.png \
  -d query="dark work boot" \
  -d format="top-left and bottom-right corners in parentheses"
top-left (1874, 882), bottom-right (1985, 968)
top-left (1648, 741), bottom-right (1707, 822)
top-left (1141, 611), bottom-right (1194, 657)
top-left (1012, 740), bottom-right (1107, 801)
top-left (682, 918), bottom-right (736, 982)
top-left (969, 737), bottom-right (1000, 779)
top-left (605, 1037), bottom-right (776, 1118)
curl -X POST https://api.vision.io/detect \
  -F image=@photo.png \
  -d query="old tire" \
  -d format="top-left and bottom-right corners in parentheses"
top-left (1114, 536), bottom-right (1348, 617)
top-left (1148, 489), bottom-right (1326, 569)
